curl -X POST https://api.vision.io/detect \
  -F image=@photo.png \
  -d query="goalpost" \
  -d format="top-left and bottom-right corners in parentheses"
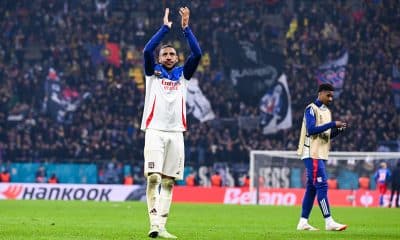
top-left (249, 150), bottom-right (400, 205)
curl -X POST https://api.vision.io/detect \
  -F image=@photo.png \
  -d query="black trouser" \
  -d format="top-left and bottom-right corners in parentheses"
top-left (389, 185), bottom-right (400, 207)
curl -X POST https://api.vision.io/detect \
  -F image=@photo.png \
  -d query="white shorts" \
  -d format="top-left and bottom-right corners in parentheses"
top-left (144, 129), bottom-right (185, 180)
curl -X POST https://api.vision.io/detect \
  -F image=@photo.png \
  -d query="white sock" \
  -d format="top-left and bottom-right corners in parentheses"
top-left (325, 216), bottom-right (333, 225)
top-left (159, 178), bottom-right (174, 230)
top-left (299, 217), bottom-right (308, 224)
top-left (146, 174), bottom-right (161, 226)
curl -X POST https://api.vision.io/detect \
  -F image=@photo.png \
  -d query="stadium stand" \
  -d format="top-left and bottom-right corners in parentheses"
top-left (0, 0), bottom-right (399, 186)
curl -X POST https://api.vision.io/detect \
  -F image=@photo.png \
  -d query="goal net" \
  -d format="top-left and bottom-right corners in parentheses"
top-left (249, 150), bottom-right (400, 205)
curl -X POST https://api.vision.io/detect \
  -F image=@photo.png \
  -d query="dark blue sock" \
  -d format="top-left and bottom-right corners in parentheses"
top-left (316, 181), bottom-right (331, 218)
top-left (301, 183), bottom-right (316, 218)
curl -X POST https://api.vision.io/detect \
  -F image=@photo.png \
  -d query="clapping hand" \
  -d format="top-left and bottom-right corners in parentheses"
top-left (179, 7), bottom-right (190, 29)
top-left (163, 8), bottom-right (172, 28)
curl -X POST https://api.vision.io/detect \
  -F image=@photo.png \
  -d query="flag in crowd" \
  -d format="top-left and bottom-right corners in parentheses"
top-left (90, 42), bottom-right (121, 68)
top-left (217, 31), bottom-right (285, 104)
top-left (186, 78), bottom-right (215, 123)
top-left (392, 62), bottom-right (400, 109)
top-left (259, 74), bottom-right (292, 135)
top-left (315, 51), bottom-right (348, 97)
top-left (43, 68), bottom-right (91, 123)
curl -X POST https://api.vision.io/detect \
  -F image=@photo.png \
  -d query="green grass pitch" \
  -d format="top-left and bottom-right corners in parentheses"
top-left (0, 200), bottom-right (399, 240)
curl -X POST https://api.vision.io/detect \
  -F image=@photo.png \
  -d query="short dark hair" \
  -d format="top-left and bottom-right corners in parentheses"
top-left (318, 83), bottom-right (334, 92)
top-left (160, 44), bottom-right (174, 50)
top-left (158, 44), bottom-right (176, 55)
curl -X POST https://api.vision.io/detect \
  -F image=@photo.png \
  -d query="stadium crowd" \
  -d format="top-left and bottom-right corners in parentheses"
top-left (0, 0), bottom-right (399, 185)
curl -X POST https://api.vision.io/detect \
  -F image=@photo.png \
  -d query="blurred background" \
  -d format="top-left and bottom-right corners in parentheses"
top-left (0, 0), bottom-right (399, 190)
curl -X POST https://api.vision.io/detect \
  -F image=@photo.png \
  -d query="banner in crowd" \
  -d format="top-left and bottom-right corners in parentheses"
top-left (1, 183), bottom-right (391, 208)
top-left (392, 63), bottom-right (400, 109)
top-left (187, 78), bottom-right (215, 122)
top-left (217, 32), bottom-right (285, 103)
top-left (173, 187), bottom-right (390, 207)
top-left (259, 74), bottom-right (292, 134)
top-left (43, 69), bottom-right (91, 123)
top-left (0, 183), bottom-right (142, 201)
top-left (47, 91), bottom-right (90, 124)
top-left (315, 51), bottom-right (349, 96)
top-left (90, 42), bottom-right (121, 67)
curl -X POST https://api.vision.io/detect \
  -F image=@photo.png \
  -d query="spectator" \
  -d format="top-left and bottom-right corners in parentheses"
top-left (0, 169), bottom-right (11, 182)
top-left (358, 174), bottom-right (370, 190)
top-left (48, 173), bottom-right (59, 184)
top-left (123, 174), bottom-right (134, 185)
top-left (35, 166), bottom-right (47, 183)
top-left (241, 175), bottom-right (250, 188)
top-left (211, 171), bottom-right (222, 187)
top-left (327, 176), bottom-right (338, 190)
top-left (185, 172), bottom-right (196, 186)
top-left (103, 162), bottom-right (121, 184)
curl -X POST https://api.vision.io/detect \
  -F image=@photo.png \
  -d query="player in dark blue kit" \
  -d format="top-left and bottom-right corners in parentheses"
top-left (296, 83), bottom-right (348, 231)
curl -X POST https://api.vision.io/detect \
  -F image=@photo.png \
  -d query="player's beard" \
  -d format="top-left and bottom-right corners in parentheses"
top-left (163, 62), bottom-right (176, 71)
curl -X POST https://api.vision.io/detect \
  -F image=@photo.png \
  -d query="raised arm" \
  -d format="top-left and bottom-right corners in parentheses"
top-left (143, 8), bottom-right (172, 76)
top-left (179, 7), bottom-right (202, 80)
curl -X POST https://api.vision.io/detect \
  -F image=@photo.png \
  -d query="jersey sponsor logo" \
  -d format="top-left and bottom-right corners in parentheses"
top-left (161, 79), bottom-right (181, 91)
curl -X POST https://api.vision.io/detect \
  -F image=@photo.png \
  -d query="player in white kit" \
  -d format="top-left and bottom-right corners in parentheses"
top-left (141, 7), bottom-right (202, 239)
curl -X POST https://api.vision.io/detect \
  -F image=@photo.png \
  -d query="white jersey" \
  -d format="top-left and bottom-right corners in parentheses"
top-left (141, 67), bottom-right (189, 132)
